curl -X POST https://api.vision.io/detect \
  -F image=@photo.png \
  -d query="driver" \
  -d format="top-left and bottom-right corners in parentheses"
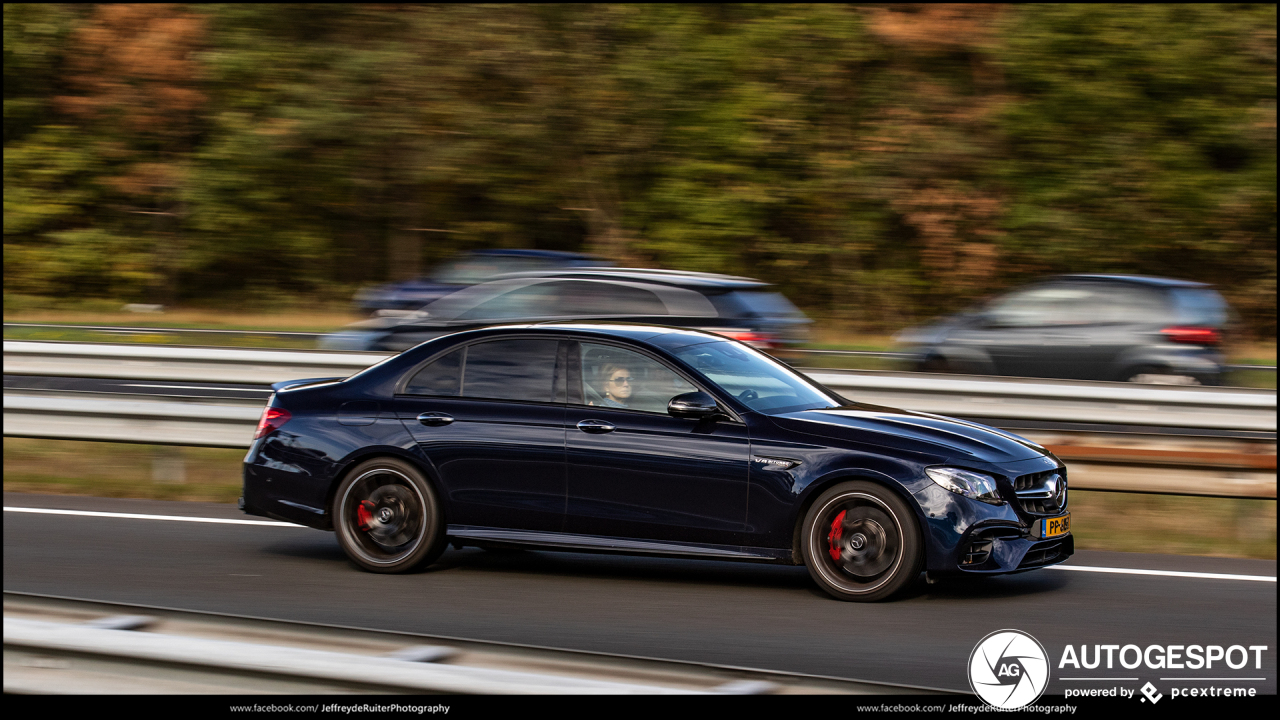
top-left (594, 363), bottom-right (634, 408)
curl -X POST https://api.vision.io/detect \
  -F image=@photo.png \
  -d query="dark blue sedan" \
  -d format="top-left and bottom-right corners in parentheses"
top-left (242, 324), bottom-right (1072, 601)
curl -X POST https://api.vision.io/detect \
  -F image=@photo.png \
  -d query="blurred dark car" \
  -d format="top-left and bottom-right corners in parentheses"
top-left (322, 268), bottom-right (812, 352)
top-left (894, 275), bottom-right (1229, 385)
top-left (354, 249), bottom-right (610, 315)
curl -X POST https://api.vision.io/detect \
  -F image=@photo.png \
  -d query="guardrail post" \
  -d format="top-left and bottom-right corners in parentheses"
top-left (151, 447), bottom-right (187, 484)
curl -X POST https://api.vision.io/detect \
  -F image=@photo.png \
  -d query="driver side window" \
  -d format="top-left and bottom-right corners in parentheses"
top-left (576, 343), bottom-right (695, 414)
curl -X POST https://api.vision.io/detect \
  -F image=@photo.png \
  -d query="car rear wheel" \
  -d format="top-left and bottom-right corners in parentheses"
top-left (334, 457), bottom-right (445, 573)
top-left (1124, 365), bottom-right (1201, 385)
top-left (800, 481), bottom-right (923, 602)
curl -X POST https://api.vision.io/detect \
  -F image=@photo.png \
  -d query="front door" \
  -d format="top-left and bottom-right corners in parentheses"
top-left (563, 341), bottom-right (750, 546)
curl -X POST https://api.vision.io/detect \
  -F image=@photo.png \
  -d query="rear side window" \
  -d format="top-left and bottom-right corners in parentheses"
top-left (462, 339), bottom-right (560, 402)
top-left (403, 340), bottom-right (560, 402)
top-left (1169, 288), bottom-right (1228, 327)
top-left (405, 348), bottom-right (463, 396)
top-left (1083, 285), bottom-right (1169, 324)
top-left (986, 284), bottom-right (1098, 326)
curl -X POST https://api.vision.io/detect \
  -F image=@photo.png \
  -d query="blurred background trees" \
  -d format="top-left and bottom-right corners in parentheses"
top-left (4, 4), bottom-right (1275, 335)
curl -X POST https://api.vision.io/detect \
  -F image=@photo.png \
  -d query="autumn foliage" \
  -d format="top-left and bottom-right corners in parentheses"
top-left (4, 4), bottom-right (1275, 335)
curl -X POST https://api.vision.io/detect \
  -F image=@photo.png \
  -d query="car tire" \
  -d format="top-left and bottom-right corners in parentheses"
top-left (1123, 364), bottom-right (1162, 383)
top-left (800, 481), bottom-right (923, 602)
top-left (333, 457), bottom-right (445, 573)
top-left (1124, 365), bottom-right (1202, 385)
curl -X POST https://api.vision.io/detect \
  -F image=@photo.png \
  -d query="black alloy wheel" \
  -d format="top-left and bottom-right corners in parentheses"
top-left (333, 457), bottom-right (445, 573)
top-left (800, 481), bottom-right (923, 601)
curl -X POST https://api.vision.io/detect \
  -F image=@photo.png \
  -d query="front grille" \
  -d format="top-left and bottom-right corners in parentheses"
top-left (1013, 468), bottom-right (1067, 516)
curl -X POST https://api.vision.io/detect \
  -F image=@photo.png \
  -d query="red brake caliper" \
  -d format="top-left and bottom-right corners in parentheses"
top-left (357, 501), bottom-right (375, 531)
top-left (828, 510), bottom-right (847, 561)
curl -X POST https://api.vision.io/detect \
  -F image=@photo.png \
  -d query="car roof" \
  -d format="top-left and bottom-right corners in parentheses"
top-left (489, 267), bottom-right (769, 290)
top-left (446, 321), bottom-right (733, 349)
top-left (1050, 274), bottom-right (1213, 289)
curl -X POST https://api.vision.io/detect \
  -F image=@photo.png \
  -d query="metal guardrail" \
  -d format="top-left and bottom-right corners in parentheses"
top-left (5, 341), bottom-right (1275, 431)
top-left (801, 369), bottom-right (1276, 432)
top-left (4, 322), bottom-right (327, 339)
top-left (5, 617), bottom-right (711, 694)
top-left (3, 389), bottom-right (1274, 498)
top-left (3, 340), bottom-right (379, 384)
top-left (5, 593), bottom-right (938, 694)
top-left (783, 347), bottom-right (1277, 373)
top-left (4, 393), bottom-right (261, 448)
top-left (9, 324), bottom-right (1276, 373)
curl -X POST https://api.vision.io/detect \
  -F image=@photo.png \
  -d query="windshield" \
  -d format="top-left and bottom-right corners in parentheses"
top-left (672, 341), bottom-right (841, 415)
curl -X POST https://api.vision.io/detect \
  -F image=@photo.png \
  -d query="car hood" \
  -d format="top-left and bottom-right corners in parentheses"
top-left (770, 405), bottom-right (1047, 463)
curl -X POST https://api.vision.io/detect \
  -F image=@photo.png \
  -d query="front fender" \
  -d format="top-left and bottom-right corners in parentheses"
top-left (786, 466), bottom-right (930, 565)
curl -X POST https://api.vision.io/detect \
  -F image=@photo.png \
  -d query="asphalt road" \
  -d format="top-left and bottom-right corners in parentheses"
top-left (4, 493), bottom-right (1275, 694)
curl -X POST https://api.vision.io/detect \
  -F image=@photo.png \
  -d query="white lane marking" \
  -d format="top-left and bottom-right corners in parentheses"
top-left (122, 384), bottom-right (271, 392)
top-left (1049, 564), bottom-right (1275, 583)
top-left (3, 507), bottom-right (303, 527)
top-left (3, 506), bottom-right (1278, 583)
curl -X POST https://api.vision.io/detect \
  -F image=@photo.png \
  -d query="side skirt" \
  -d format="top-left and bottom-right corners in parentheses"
top-left (447, 526), bottom-right (794, 563)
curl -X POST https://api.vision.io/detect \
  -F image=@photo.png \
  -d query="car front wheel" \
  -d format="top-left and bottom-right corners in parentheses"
top-left (800, 481), bottom-right (923, 601)
top-left (333, 457), bottom-right (445, 573)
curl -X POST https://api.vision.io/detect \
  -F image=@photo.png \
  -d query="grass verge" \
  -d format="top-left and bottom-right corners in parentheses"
top-left (4, 438), bottom-right (1274, 559)
top-left (4, 438), bottom-right (243, 503)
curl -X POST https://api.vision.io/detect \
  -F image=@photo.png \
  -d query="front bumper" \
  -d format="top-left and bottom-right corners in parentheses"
top-left (912, 459), bottom-right (1074, 574)
top-left (946, 525), bottom-right (1074, 574)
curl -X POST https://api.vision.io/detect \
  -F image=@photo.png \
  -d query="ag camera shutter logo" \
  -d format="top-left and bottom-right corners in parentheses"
top-left (969, 630), bottom-right (1050, 709)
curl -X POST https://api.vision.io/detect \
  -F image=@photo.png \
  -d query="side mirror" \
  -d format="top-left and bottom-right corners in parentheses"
top-left (668, 391), bottom-right (722, 420)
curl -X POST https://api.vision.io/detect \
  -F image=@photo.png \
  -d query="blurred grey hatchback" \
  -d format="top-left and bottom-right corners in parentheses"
top-left (895, 275), bottom-right (1230, 385)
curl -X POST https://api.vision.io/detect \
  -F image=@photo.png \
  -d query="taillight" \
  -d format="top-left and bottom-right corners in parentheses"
top-left (1161, 327), bottom-right (1220, 345)
top-left (717, 330), bottom-right (777, 349)
top-left (254, 406), bottom-right (292, 439)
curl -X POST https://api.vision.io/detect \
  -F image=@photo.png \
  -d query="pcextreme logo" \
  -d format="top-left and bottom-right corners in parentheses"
top-left (969, 629), bottom-right (1050, 709)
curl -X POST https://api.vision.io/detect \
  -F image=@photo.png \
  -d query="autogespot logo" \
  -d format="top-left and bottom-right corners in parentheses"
top-left (969, 630), bottom-right (1051, 709)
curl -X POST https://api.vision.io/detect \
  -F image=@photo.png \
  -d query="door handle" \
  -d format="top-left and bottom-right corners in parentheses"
top-left (576, 419), bottom-right (616, 434)
top-left (417, 412), bottom-right (454, 427)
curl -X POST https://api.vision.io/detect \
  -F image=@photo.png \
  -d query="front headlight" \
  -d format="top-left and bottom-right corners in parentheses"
top-left (925, 467), bottom-right (1004, 505)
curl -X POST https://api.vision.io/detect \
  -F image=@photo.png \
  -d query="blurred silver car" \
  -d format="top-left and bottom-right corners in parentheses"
top-left (895, 275), bottom-right (1229, 384)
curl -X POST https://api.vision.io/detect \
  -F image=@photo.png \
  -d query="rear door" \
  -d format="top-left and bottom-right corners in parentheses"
top-left (393, 338), bottom-right (567, 532)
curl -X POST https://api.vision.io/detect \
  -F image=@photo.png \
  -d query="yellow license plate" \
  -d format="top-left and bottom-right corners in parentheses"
top-left (1040, 513), bottom-right (1071, 539)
